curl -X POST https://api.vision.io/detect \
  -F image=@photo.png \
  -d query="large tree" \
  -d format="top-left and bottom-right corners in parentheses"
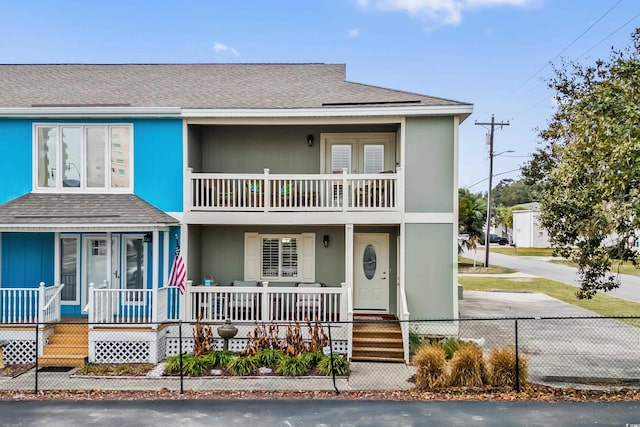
top-left (491, 178), bottom-right (538, 208)
top-left (523, 29), bottom-right (640, 298)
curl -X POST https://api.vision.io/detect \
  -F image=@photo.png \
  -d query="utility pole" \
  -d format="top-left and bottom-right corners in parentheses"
top-left (475, 115), bottom-right (509, 268)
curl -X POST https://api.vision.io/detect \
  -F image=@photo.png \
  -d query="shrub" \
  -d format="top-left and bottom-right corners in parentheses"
top-left (204, 350), bottom-right (234, 368)
top-left (317, 354), bottom-right (349, 376)
top-left (440, 337), bottom-right (464, 360)
top-left (181, 355), bottom-right (211, 377)
top-left (487, 347), bottom-right (528, 388)
top-left (276, 356), bottom-right (309, 377)
top-left (412, 345), bottom-right (447, 390)
top-left (226, 356), bottom-right (258, 376)
top-left (449, 344), bottom-right (487, 387)
top-left (164, 355), bottom-right (184, 374)
top-left (301, 351), bottom-right (324, 368)
top-left (409, 332), bottom-right (423, 356)
top-left (255, 348), bottom-right (285, 367)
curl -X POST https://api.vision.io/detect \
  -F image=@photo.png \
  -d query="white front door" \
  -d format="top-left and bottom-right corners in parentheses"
top-left (353, 233), bottom-right (389, 311)
top-left (82, 235), bottom-right (120, 309)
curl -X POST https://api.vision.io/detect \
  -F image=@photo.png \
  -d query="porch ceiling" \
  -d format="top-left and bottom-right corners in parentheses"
top-left (0, 193), bottom-right (178, 230)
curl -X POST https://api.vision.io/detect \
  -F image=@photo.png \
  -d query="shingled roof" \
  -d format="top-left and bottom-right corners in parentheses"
top-left (0, 193), bottom-right (178, 228)
top-left (0, 63), bottom-right (469, 110)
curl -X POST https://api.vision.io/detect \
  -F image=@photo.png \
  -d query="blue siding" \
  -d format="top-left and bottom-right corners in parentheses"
top-left (0, 118), bottom-right (183, 211)
top-left (1, 232), bottom-right (54, 287)
top-left (0, 120), bottom-right (33, 203)
top-left (134, 120), bottom-right (183, 212)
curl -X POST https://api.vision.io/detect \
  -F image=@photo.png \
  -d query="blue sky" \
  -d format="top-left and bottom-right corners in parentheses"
top-left (1, 0), bottom-right (638, 190)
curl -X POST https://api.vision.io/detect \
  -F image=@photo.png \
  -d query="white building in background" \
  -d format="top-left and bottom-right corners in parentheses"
top-left (512, 204), bottom-right (551, 248)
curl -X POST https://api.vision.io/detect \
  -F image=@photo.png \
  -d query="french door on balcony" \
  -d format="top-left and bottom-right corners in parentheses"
top-left (322, 133), bottom-right (396, 174)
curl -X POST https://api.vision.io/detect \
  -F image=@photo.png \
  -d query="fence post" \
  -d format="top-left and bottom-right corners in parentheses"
top-left (327, 323), bottom-right (339, 394)
top-left (34, 321), bottom-right (39, 394)
top-left (515, 319), bottom-right (520, 393)
top-left (179, 320), bottom-right (184, 394)
top-left (37, 282), bottom-right (46, 324)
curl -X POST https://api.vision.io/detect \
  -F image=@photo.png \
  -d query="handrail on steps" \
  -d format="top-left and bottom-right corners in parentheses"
top-left (41, 283), bottom-right (65, 312)
top-left (82, 281), bottom-right (108, 313)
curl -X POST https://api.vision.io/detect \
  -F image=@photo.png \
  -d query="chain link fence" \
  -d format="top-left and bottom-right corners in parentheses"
top-left (0, 317), bottom-right (638, 394)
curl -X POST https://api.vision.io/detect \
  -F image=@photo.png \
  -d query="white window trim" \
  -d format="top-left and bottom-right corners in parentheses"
top-left (244, 232), bottom-right (315, 283)
top-left (32, 123), bottom-right (134, 193)
top-left (58, 233), bottom-right (80, 305)
top-left (122, 235), bottom-right (147, 306)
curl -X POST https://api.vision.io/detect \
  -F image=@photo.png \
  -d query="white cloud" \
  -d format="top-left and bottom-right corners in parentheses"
top-left (356, 0), bottom-right (538, 26)
top-left (213, 41), bottom-right (239, 57)
top-left (348, 28), bottom-right (361, 38)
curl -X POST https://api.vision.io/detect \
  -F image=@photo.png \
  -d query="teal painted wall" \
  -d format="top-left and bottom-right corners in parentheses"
top-left (404, 117), bottom-right (454, 213)
top-left (1, 232), bottom-right (55, 287)
top-left (0, 118), bottom-right (183, 211)
top-left (404, 223), bottom-right (455, 320)
top-left (0, 120), bottom-right (33, 203)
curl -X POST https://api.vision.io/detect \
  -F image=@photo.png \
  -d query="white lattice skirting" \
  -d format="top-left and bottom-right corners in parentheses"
top-left (0, 328), bottom-right (54, 364)
top-left (89, 329), bottom-right (165, 364)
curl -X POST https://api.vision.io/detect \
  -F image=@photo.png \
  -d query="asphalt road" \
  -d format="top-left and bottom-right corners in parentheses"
top-left (1, 400), bottom-right (639, 427)
top-left (465, 247), bottom-right (640, 303)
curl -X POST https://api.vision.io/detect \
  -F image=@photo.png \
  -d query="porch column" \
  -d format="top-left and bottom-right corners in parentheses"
top-left (151, 229), bottom-right (159, 325)
top-left (344, 224), bottom-right (354, 290)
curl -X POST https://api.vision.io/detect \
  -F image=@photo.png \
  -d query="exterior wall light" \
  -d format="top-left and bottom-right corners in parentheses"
top-left (307, 134), bottom-right (314, 147)
top-left (323, 235), bottom-right (330, 248)
top-left (143, 232), bottom-right (152, 243)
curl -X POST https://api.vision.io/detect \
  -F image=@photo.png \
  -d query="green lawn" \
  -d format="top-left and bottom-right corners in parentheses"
top-left (488, 247), bottom-right (557, 257)
top-left (458, 276), bottom-right (640, 319)
top-left (458, 257), bottom-right (516, 274)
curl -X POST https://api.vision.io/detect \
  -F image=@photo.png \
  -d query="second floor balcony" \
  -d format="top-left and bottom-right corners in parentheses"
top-left (187, 168), bottom-right (401, 213)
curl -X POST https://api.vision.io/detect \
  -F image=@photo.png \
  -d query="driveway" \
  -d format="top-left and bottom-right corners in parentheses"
top-left (458, 290), bottom-right (640, 388)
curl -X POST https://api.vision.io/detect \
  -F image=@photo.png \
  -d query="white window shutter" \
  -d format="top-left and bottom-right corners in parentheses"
top-left (300, 233), bottom-right (316, 282)
top-left (244, 232), bottom-right (260, 280)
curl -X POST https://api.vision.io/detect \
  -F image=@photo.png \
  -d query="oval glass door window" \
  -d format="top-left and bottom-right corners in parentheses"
top-left (363, 244), bottom-right (377, 280)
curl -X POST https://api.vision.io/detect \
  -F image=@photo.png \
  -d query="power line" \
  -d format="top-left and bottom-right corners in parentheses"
top-left (466, 168), bottom-right (522, 189)
top-left (500, 0), bottom-right (624, 104)
top-left (575, 10), bottom-right (640, 60)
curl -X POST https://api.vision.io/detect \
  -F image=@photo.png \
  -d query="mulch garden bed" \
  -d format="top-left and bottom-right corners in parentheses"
top-left (0, 364), bottom-right (35, 378)
top-left (1, 385), bottom-right (640, 402)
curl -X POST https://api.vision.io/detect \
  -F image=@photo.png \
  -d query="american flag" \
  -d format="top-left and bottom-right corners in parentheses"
top-left (168, 248), bottom-right (186, 295)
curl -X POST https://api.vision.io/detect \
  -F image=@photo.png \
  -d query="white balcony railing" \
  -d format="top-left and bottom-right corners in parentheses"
top-left (0, 282), bottom-right (64, 324)
top-left (188, 168), bottom-right (399, 212)
top-left (185, 282), bottom-right (348, 323)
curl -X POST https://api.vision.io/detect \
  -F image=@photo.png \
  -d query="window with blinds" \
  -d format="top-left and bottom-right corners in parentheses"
top-left (363, 144), bottom-right (384, 173)
top-left (331, 145), bottom-right (352, 173)
top-left (261, 237), bottom-right (298, 279)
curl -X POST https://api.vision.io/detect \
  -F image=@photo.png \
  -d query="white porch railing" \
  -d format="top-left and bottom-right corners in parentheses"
top-left (188, 168), bottom-right (399, 212)
top-left (397, 283), bottom-right (411, 363)
top-left (185, 282), bottom-right (348, 323)
top-left (0, 282), bottom-right (64, 324)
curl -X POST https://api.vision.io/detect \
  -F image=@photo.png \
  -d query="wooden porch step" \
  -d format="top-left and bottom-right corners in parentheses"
top-left (38, 354), bottom-right (87, 368)
top-left (39, 321), bottom-right (89, 368)
top-left (349, 355), bottom-right (406, 363)
top-left (48, 334), bottom-right (88, 345)
top-left (352, 337), bottom-right (403, 348)
top-left (351, 319), bottom-right (405, 363)
top-left (53, 324), bottom-right (88, 334)
top-left (43, 344), bottom-right (88, 356)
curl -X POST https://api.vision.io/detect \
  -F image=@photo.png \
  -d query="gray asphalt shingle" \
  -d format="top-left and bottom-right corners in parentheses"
top-left (0, 63), bottom-right (469, 109)
top-left (0, 193), bottom-right (178, 225)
